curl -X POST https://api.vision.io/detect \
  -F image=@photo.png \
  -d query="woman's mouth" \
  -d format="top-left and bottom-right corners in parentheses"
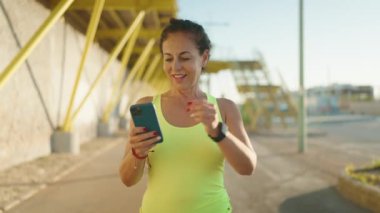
top-left (171, 74), bottom-right (187, 82)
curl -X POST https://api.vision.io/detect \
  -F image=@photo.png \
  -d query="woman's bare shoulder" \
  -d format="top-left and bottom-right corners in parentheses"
top-left (216, 98), bottom-right (240, 123)
top-left (217, 97), bottom-right (237, 111)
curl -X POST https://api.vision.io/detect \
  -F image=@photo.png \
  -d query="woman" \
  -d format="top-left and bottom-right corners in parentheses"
top-left (119, 18), bottom-right (257, 213)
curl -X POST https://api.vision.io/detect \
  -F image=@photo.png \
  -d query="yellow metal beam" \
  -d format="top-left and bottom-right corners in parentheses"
top-left (114, 39), bottom-right (155, 116)
top-left (124, 57), bottom-right (150, 102)
top-left (51, 0), bottom-right (178, 11)
top-left (101, 19), bottom-right (143, 123)
top-left (111, 49), bottom-right (151, 120)
top-left (146, 68), bottom-right (164, 89)
top-left (96, 28), bottom-right (161, 39)
top-left (123, 39), bottom-right (156, 89)
top-left (62, 0), bottom-right (105, 131)
top-left (145, 9), bottom-right (161, 29)
top-left (70, 11), bottom-right (146, 124)
top-left (160, 16), bottom-right (172, 25)
top-left (147, 68), bottom-right (161, 82)
top-left (205, 60), bottom-right (263, 73)
top-left (120, 65), bottom-right (162, 117)
top-left (98, 18), bottom-right (110, 29)
top-left (237, 85), bottom-right (280, 93)
top-left (132, 46), bottom-right (160, 55)
top-left (142, 54), bottom-right (161, 83)
top-left (133, 55), bottom-right (150, 81)
top-left (151, 76), bottom-right (169, 92)
top-left (120, 54), bottom-right (160, 117)
top-left (205, 61), bottom-right (231, 73)
top-left (68, 11), bottom-right (89, 30)
top-left (109, 10), bottom-right (125, 28)
top-left (159, 79), bottom-right (171, 93)
top-left (0, 0), bottom-right (75, 89)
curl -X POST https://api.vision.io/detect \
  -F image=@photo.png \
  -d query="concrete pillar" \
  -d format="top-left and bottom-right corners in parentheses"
top-left (119, 116), bottom-right (129, 130)
top-left (98, 122), bottom-right (112, 137)
top-left (97, 117), bottom-right (119, 137)
top-left (50, 131), bottom-right (79, 154)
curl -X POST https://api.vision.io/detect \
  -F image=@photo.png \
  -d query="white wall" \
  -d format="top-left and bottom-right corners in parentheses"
top-left (0, 0), bottom-right (121, 171)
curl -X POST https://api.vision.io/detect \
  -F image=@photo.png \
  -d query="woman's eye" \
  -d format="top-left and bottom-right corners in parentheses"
top-left (164, 58), bottom-right (173, 62)
top-left (181, 58), bottom-right (190, 61)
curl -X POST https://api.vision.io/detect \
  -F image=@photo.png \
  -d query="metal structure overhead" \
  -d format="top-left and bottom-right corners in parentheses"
top-left (38, 0), bottom-right (177, 66)
top-left (205, 60), bottom-right (262, 73)
top-left (0, 0), bottom-right (297, 134)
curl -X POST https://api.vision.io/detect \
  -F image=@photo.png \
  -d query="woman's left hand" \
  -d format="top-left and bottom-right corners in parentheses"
top-left (187, 100), bottom-right (219, 137)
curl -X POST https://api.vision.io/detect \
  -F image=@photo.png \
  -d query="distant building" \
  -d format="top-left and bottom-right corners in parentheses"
top-left (307, 84), bottom-right (374, 115)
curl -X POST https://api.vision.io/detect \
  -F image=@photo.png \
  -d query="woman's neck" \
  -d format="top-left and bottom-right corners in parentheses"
top-left (166, 87), bottom-right (205, 101)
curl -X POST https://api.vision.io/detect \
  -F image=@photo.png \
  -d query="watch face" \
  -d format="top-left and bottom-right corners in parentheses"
top-left (220, 122), bottom-right (228, 135)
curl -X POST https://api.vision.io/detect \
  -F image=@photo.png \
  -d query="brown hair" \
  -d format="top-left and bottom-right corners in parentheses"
top-left (159, 18), bottom-right (212, 55)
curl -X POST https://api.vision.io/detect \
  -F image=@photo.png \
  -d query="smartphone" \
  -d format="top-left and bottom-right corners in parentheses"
top-left (130, 102), bottom-right (163, 143)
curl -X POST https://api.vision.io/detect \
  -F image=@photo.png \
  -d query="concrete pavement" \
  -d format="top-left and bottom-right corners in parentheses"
top-left (5, 126), bottom-right (376, 213)
top-left (5, 140), bottom-right (145, 213)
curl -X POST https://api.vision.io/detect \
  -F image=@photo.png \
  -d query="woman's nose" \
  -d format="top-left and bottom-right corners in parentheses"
top-left (173, 59), bottom-right (182, 71)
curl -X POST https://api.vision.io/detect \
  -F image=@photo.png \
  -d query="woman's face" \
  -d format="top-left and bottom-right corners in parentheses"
top-left (162, 32), bottom-right (209, 90)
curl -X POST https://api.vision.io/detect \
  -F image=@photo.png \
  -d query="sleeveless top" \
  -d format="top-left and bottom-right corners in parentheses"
top-left (139, 94), bottom-right (232, 213)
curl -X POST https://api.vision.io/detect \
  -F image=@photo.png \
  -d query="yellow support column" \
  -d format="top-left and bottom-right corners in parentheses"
top-left (133, 54), bottom-right (150, 82)
top-left (150, 75), bottom-right (166, 92)
top-left (0, 0), bottom-right (75, 89)
top-left (157, 79), bottom-right (170, 94)
top-left (112, 39), bottom-right (155, 117)
top-left (121, 54), bottom-right (161, 116)
top-left (143, 54), bottom-right (161, 83)
top-left (101, 22), bottom-right (143, 123)
top-left (70, 11), bottom-right (146, 126)
top-left (62, 0), bottom-right (105, 131)
top-left (103, 53), bottom-right (149, 123)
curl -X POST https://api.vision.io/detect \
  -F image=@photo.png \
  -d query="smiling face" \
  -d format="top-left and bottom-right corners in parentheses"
top-left (162, 32), bottom-right (209, 91)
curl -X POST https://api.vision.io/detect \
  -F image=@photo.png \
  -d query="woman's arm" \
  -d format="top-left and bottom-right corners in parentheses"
top-left (215, 98), bottom-right (257, 175)
top-left (188, 97), bottom-right (257, 175)
top-left (119, 125), bottom-right (148, 187)
top-left (119, 96), bottom-right (158, 187)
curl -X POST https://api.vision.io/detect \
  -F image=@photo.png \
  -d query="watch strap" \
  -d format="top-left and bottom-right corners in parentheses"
top-left (208, 122), bottom-right (227, 143)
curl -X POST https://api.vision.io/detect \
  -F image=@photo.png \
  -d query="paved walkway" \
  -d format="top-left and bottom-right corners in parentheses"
top-left (5, 139), bottom-right (144, 213)
top-left (2, 126), bottom-right (378, 213)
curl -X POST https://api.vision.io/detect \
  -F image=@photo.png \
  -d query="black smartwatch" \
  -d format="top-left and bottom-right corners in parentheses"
top-left (208, 122), bottom-right (228, 143)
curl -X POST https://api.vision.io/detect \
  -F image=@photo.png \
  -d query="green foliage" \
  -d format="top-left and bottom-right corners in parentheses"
top-left (345, 160), bottom-right (380, 186)
top-left (240, 106), bottom-right (251, 125)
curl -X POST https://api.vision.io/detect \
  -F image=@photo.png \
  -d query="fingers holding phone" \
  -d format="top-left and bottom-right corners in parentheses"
top-left (129, 126), bottom-right (160, 157)
top-left (130, 103), bottom-right (163, 143)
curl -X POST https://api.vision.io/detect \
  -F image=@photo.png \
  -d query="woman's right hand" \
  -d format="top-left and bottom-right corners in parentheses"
top-left (129, 126), bottom-right (160, 157)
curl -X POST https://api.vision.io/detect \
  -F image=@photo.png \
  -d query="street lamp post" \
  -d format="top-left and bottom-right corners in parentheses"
top-left (298, 0), bottom-right (307, 153)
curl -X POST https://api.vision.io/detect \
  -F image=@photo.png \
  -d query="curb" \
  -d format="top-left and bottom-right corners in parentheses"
top-left (3, 185), bottom-right (46, 212)
top-left (337, 172), bottom-right (380, 212)
top-left (308, 115), bottom-right (375, 125)
top-left (49, 137), bottom-right (122, 183)
top-left (2, 137), bottom-right (123, 212)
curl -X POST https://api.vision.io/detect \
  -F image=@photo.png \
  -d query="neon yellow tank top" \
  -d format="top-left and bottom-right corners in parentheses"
top-left (140, 94), bottom-right (232, 213)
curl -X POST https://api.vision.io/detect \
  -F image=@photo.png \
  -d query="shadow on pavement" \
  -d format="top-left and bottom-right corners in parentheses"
top-left (279, 186), bottom-right (371, 213)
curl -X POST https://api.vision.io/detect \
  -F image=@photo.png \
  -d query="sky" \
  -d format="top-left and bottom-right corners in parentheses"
top-left (177, 0), bottom-right (380, 98)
